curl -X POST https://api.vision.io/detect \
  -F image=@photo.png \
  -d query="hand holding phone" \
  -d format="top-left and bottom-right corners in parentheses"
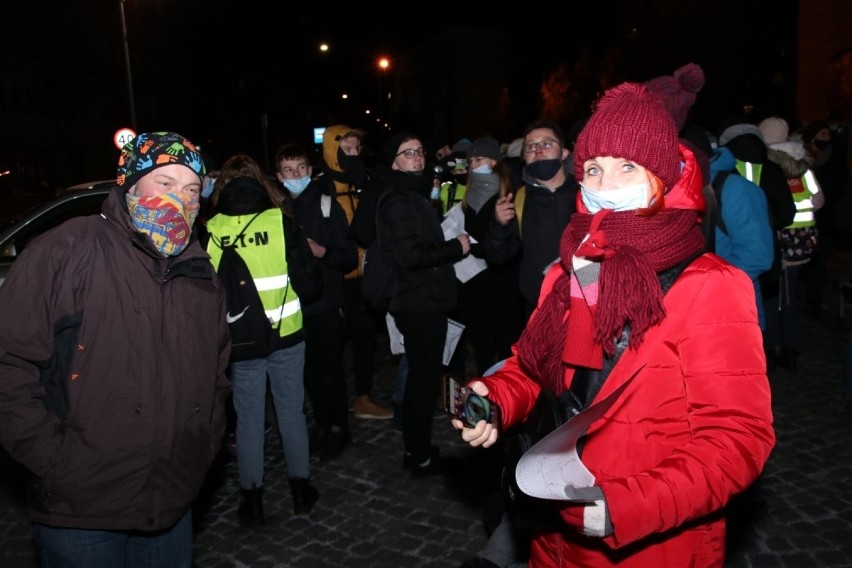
top-left (443, 376), bottom-right (501, 430)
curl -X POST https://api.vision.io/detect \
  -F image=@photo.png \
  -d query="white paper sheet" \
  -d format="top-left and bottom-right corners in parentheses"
top-left (441, 204), bottom-right (487, 283)
top-left (515, 372), bottom-right (639, 500)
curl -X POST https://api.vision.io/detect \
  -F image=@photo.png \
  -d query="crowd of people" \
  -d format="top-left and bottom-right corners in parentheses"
top-left (0, 60), bottom-right (848, 567)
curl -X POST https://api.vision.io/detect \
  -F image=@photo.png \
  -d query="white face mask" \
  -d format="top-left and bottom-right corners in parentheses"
top-left (580, 182), bottom-right (649, 213)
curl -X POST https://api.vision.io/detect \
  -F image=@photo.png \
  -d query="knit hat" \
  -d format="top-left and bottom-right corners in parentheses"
top-left (718, 123), bottom-right (764, 147)
top-left (467, 136), bottom-right (502, 161)
top-left (643, 63), bottom-right (705, 131)
top-left (382, 131), bottom-right (419, 165)
top-left (451, 138), bottom-right (471, 154)
top-left (506, 137), bottom-right (524, 158)
top-left (758, 117), bottom-right (789, 145)
top-left (573, 83), bottom-right (680, 189)
top-left (117, 131), bottom-right (206, 189)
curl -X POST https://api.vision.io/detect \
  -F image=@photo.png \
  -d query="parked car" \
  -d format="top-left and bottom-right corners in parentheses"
top-left (0, 183), bottom-right (115, 287)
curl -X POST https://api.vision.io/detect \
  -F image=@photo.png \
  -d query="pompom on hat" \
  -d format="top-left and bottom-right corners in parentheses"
top-left (643, 63), bottom-right (705, 131)
top-left (117, 131), bottom-right (206, 189)
top-left (758, 117), bottom-right (790, 145)
top-left (573, 82), bottom-right (680, 189)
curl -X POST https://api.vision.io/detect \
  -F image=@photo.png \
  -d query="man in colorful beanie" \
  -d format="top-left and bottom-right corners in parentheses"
top-left (454, 84), bottom-right (774, 567)
top-left (0, 131), bottom-right (230, 566)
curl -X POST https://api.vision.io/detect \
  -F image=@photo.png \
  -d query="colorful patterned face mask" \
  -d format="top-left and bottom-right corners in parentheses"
top-left (125, 192), bottom-right (198, 257)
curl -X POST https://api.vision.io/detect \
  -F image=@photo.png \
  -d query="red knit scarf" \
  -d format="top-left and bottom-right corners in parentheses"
top-left (517, 208), bottom-right (705, 393)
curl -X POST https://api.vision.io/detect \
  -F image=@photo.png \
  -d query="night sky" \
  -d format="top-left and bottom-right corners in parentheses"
top-left (2, 1), bottom-right (800, 184)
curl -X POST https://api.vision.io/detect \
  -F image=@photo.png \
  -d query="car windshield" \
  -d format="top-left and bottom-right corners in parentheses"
top-left (0, 192), bottom-right (109, 259)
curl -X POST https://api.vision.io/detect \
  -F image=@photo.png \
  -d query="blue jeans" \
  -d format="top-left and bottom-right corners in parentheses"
top-left (231, 342), bottom-right (310, 487)
top-left (32, 509), bottom-right (192, 568)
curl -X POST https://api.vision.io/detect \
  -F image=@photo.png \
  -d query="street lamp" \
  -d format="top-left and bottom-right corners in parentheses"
top-left (377, 56), bottom-right (391, 119)
top-left (118, 0), bottom-right (137, 130)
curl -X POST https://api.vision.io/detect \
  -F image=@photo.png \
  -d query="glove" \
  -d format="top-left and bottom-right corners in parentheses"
top-left (562, 485), bottom-right (613, 538)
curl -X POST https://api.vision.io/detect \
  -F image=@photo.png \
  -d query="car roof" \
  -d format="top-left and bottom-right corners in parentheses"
top-left (57, 179), bottom-right (117, 196)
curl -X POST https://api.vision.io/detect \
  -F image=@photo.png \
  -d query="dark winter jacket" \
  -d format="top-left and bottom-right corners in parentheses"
top-left (0, 187), bottom-right (231, 531)
top-left (724, 133), bottom-right (796, 231)
top-left (456, 194), bottom-right (524, 334)
top-left (483, 164), bottom-right (578, 311)
top-left (289, 179), bottom-right (358, 317)
top-left (378, 182), bottom-right (464, 314)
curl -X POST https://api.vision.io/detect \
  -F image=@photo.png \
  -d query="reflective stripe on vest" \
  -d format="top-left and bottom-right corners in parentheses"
top-left (787, 169), bottom-right (819, 229)
top-left (206, 208), bottom-right (303, 337)
top-left (440, 181), bottom-right (466, 214)
top-left (734, 160), bottom-right (762, 185)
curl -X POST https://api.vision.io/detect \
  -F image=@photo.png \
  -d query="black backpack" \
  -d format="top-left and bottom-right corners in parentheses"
top-left (210, 214), bottom-right (283, 362)
top-left (703, 170), bottom-right (735, 252)
top-left (360, 191), bottom-right (395, 311)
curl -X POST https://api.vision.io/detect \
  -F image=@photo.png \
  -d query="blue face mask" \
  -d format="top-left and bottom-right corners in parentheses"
top-left (580, 182), bottom-right (649, 213)
top-left (201, 175), bottom-right (217, 199)
top-left (472, 164), bottom-right (492, 175)
top-left (283, 175), bottom-right (311, 196)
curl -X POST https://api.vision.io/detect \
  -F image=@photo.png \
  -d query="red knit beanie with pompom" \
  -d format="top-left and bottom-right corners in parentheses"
top-left (573, 83), bottom-right (680, 190)
top-left (643, 63), bottom-right (705, 131)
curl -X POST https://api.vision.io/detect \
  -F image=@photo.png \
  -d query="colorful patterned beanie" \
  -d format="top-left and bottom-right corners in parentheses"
top-left (117, 131), bottom-right (206, 189)
top-left (573, 83), bottom-right (680, 190)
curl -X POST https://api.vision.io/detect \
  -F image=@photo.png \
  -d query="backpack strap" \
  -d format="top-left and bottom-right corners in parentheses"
top-left (320, 194), bottom-right (331, 219)
top-left (209, 212), bottom-right (263, 251)
top-left (515, 186), bottom-right (527, 236)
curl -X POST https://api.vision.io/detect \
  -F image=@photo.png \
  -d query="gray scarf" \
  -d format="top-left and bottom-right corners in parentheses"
top-left (466, 172), bottom-right (500, 213)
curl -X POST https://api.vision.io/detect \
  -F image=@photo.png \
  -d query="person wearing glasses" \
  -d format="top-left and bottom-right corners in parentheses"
top-left (484, 120), bottom-right (579, 322)
top-left (373, 132), bottom-right (470, 477)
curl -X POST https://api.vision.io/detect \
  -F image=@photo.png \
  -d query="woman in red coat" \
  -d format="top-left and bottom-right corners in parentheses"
top-left (453, 83), bottom-right (775, 567)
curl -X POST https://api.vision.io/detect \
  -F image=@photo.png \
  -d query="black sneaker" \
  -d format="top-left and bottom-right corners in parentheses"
top-left (318, 430), bottom-right (351, 462)
top-left (402, 445), bottom-right (440, 471)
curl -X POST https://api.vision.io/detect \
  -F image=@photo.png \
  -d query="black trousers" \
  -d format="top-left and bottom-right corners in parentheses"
top-left (341, 278), bottom-right (381, 396)
top-left (303, 309), bottom-right (349, 434)
top-left (392, 311), bottom-right (447, 461)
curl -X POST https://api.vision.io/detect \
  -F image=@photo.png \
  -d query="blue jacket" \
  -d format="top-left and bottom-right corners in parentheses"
top-left (710, 146), bottom-right (774, 328)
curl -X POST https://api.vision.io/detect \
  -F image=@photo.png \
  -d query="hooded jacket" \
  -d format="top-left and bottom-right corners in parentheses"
top-left (481, 146), bottom-right (774, 567)
top-left (710, 146), bottom-right (774, 328)
top-left (0, 188), bottom-right (231, 531)
top-left (723, 133), bottom-right (796, 231)
top-left (322, 125), bottom-right (367, 279)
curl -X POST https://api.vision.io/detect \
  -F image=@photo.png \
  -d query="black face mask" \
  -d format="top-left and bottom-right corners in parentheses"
top-left (389, 169), bottom-right (433, 197)
top-left (453, 174), bottom-right (468, 186)
top-left (337, 147), bottom-right (367, 184)
top-left (525, 158), bottom-right (562, 181)
top-left (813, 139), bottom-right (831, 150)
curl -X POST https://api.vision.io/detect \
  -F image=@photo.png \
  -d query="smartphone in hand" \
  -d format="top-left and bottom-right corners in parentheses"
top-left (443, 376), bottom-right (501, 429)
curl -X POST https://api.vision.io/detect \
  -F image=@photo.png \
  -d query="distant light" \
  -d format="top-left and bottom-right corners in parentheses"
top-left (0, 170), bottom-right (10, 177)
top-left (341, 93), bottom-right (348, 100)
top-left (378, 57), bottom-right (390, 70)
top-left (365, 109), bottom-right (371, 115)
top-left (319, 43), bottom-right (329, 53)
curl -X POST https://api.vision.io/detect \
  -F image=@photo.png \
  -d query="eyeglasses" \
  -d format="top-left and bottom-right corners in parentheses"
top-left (396, 147), bottom-right (427, 159)
top-left (524, 138), bottom-right (559, 154)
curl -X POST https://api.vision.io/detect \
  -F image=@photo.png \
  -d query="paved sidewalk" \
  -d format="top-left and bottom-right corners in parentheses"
top-left (4, 257), bottom-right (852, 567)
